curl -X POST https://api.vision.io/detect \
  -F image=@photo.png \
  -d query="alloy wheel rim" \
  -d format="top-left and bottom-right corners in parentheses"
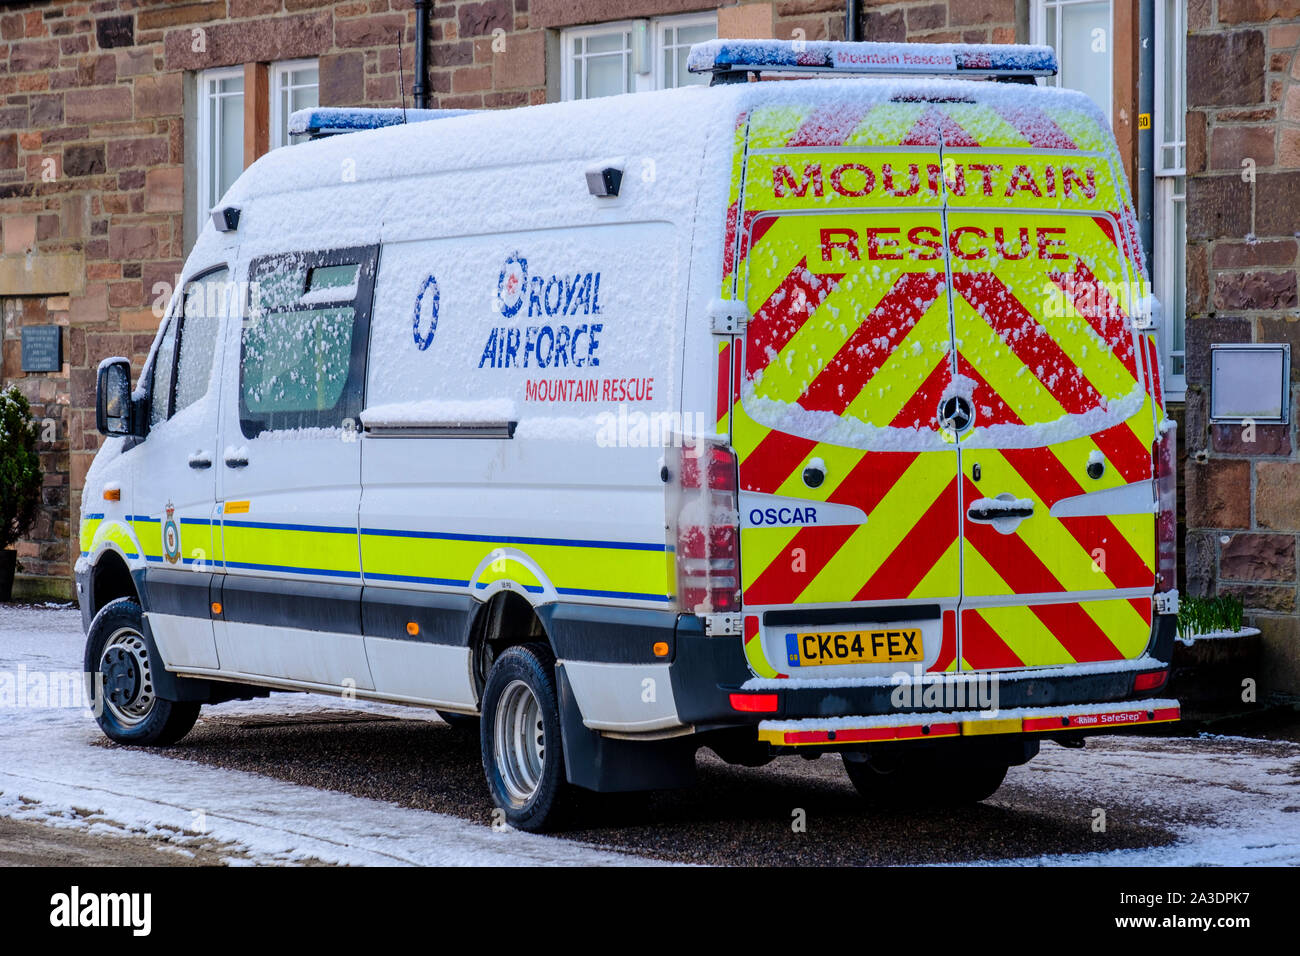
top-left (493, 679), bottom-right (545, 806)
top-left (98, 627), bottom-right (156, 726)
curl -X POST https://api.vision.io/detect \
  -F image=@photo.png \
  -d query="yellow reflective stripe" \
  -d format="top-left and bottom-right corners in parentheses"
top-left (843, 102), bottom-right (928, 147)
top-left (797, 454), bottom-right (952, 603)
top-left (79, 517), bottom-right (101, 553)
top-left (1043, 106), bottom-right (1113, 153)
top-left (746, 105), bottom-right (811, 150)
top-left (744, 629), bottom-right (779, 679)
top-left (969, 603), bottom-right (1075, 666)
top-left (771, 440), bottom-right (863, 501)
top-left (840, 298), bottom-right (951, 428)
top-left (911, 539), bottom-right (960, 599)
top-left (961, 543), bottom-right (1012, 598)
top-left (938, 104), bottom-right (1028, 148)
top-left (970, 453), bottom-right (1123, 591)
top-left (1080, 598), bottom-right (1152, 658)
top-left (360, 532), bottom-right (673, 601)
top-left (223, 524), bottom-right (359, 576)
top-left (91, 520), bottom-right (140, 559)
top-left (952, 293), bottom-right (1069, 427)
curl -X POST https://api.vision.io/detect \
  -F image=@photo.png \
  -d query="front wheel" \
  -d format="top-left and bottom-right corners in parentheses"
top-left (479, 643), bottom-right (568, 832)
top-left (84, 598), bottom-right (200, 746)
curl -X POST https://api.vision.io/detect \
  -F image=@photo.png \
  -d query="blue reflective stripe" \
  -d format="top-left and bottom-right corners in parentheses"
top-left (223, 519), bottom-right (356, 535)
top-left (364, 570), bottom-right (470, 588)
top-left (360, 526), bottom-right (667, 552)
top-left (474, 580), bottom-right (545, 594)
top-left (555, 585), bottom-right (672, 603)
top-left (223, 560), bottom-right (361, 579)
top-left (84, 512), bottom-right (105, 520)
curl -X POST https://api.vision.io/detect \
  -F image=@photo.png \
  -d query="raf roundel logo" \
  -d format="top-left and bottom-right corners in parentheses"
top-left (412, 274), bottom-right (440, 351)
top-left (496, 253), bottom-right (527, 318)
top-left (163, 501), bottom-right (181, 565)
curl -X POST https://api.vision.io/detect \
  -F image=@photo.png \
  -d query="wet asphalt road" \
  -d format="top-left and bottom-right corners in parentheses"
top-left (136, 708), bottom-right (1224, 866)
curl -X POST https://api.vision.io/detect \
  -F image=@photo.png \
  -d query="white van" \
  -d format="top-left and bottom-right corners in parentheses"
top-left (79, 39), bottom-right (1180, 831)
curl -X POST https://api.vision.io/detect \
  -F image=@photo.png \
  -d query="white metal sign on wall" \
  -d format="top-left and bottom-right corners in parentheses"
top-left (1209, 344), bottom-right (1291, 424)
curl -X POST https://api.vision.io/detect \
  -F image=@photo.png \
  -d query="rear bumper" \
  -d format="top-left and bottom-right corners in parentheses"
top-left (757, 698), bottom-right (1181, 747)
top-left (668, 611), bottom-right (1179, 731)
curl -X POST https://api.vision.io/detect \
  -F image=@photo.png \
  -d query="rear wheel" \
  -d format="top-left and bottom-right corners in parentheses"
top-left (84, 598), bottom-right (200, 746)
top-left (480, 643), bottom-right (569, 832)
top-left (842, 752), bottom-right (1007, 809)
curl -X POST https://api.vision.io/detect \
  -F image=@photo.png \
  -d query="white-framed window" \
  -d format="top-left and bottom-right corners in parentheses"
top-left (197, 67), bottom-right (244, 224)
top-left (270, 59), bottom-right (320, 149)
top-left (1154, 0), bottom-right (1187, 399)
top-left (1031, 0), bottom-right (1114, 119)
top-left (561, 13), bottom-right (717, 100)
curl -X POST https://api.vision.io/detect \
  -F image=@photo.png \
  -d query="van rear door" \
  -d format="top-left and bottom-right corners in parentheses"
top-left (937, 100), bottom-right (1158, 671)
top-left (727, 100), bottom-right (963, 679)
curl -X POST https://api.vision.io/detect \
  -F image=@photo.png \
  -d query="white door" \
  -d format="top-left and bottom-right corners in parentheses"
top-left (213, 245), bottom-right (380, 689)
top-left (136, 266), bottom-right (230, 671)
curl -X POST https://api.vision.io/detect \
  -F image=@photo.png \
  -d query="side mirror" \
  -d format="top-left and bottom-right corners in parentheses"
top-left (96, 358), bottom-right (134, 436)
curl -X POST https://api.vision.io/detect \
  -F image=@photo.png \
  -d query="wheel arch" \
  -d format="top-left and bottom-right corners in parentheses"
top-left (467, 590), bottom-right (554, 698)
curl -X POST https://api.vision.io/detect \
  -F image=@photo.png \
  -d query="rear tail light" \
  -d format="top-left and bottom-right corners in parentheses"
top-left (1153, 420), bottom-right (1178, 594)
top-left (667, 439), bottom-right (741, 614)
top-left (729, 692), bottom-right (778, 713)
top-left (1133, 669), bottom-right (1168, 692)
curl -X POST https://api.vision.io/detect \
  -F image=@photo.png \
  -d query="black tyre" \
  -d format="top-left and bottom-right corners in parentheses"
top-left (842, 753), bottom-right (1007, 809)
top-left (84, 598), bottom-right (200, 746)
top-left (480, 643), bottom-right (568, 832)
top-left (436, 709), bottom-right (480, 731)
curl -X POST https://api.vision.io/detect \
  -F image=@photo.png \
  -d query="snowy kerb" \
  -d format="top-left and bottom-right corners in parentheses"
top-left (0, 606), bottom-right (651, 866)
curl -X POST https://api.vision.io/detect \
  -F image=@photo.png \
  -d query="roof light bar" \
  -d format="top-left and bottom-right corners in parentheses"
top-left (687, 39), bottom-right (1057, 84)
top-left (287, 107), bottom-right (477, 140)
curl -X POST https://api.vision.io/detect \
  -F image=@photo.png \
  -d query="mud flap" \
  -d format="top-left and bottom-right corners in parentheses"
top-left (556, 664), bottom-right (697, 793)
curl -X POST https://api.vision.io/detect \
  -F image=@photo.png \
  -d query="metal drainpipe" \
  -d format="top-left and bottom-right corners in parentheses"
top-left (845, 0), bottom-right (860, 42)
top-left (1137, 0), bottom-right (1155, 270)
top-left (413, 0), bottom-right (430, 109)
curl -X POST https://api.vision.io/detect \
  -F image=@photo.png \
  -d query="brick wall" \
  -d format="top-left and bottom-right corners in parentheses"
top-left (1, 294), bottom-right (71, 597)
top-left (853, 0), bottom-right (1021, 44)
top-left (1184, 1), bottom-right (1300, 696)
top-left (0, 0), bottom-right (561, 596)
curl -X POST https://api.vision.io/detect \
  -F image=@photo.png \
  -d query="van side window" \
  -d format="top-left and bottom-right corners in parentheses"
top-left (173, 267), bottom-right (230, 416)
top-left (149, 317), bottom-right (178, 428)
top-left (241, 245), bottom-right (379, 437)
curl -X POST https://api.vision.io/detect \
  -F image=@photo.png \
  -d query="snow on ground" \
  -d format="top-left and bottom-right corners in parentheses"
top-left (1, 604), bottom-right (1297, 866)
top-left (0, 605), bottom-right (649, 866)
top-left (985, 734), bottom-right (1300, 866)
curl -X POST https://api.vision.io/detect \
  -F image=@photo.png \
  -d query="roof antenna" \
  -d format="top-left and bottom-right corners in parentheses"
top-left (397, 29), bottom-right (408, 124)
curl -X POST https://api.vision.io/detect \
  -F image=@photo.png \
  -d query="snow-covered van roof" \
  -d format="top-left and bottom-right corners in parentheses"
top-left (193, 69), bottom-right (1123, 270)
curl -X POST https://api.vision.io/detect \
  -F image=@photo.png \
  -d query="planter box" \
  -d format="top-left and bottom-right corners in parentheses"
top-left (1169, 628), bottom-right (1262, 718)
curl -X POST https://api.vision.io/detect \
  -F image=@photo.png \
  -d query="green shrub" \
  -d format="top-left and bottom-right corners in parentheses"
top-left (0, 386), bottom-right (43, 552)
top-left (1177, 594), bottom-right (1245, 640)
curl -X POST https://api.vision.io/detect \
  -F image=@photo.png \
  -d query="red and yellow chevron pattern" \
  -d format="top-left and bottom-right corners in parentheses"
top-left (719, 94), bottom-right (1162, 678)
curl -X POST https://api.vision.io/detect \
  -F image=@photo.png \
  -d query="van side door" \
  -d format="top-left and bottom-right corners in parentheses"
top-left (213, 245), bottom-right (380, 689)
top-left (136, 267), bottom-right (230, 671)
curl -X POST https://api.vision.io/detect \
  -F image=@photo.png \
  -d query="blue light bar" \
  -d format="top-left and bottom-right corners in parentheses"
top-left (287, 107), bottom-right (477, 140)
top-left (686, 39), bottom-right (1057, 82)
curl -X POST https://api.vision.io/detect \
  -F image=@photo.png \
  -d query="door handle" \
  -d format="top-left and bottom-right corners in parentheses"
top-left (967, 498), bottom-right (1035, 522)
top-left (188, 453), bottom-right (212, 469)
top-left (224, 454), bottom-right (249, 468)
